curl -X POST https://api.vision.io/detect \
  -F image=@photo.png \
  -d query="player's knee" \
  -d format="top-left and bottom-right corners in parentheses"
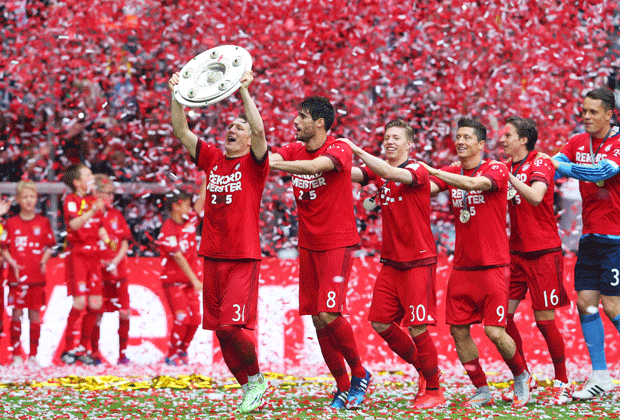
top-left (371, 321), bottom-right (391, 334)
top-left (600, 296), bottom-right (620, 320)
top-left (73, 296), bottom-right (86, 310)
top-left (483, 325), bottom-right (503, 343)
top-left (12, 309), bottom-right (23, 320)
top-left (450, 325), bottom-right (470, 341)
top-left (29, 311), bottom-right (41, 324)
top-left (119, 309), bottom-right (131, 319)
top-left (408, 324), bottom-right (427, 337)
top-left (215, 325), bottom-right (239, 343)
top-left (317, 311), bottom-right (339, 325)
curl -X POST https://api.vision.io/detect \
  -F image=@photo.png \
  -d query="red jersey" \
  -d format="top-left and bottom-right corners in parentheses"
top-left (99, 207), bottom-right (132, 279)
top-left (277, 136), bottom-right (360, 251)
top-left (158, 215), bottom-right (199, 284)
top-left (431, 159), bottom-right (509, 269)
top-left (194, 141), bottom-right (268, 260)
top-left (361, 161), bottom-right (437, 268)
top-left (560, 131), bottom-right (620, 235)
top-left (506, 152), bottom-right (561, 254)
top-left (64, 193), bottom-right (102, 255)
top-left (1, 214), bottom-right (55, 285)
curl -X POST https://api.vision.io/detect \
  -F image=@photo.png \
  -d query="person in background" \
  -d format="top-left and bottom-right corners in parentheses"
top-left (157, 188), bottom-right (204, 367)
top-left (90, 173), bottom-right (133, 365)
top-left (1, 181), bottom-right (55, 366)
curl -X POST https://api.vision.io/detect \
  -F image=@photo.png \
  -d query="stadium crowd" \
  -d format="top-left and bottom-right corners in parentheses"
top-left (1, 0), bottom-right (619, 256)
top-left (1, 0), bottom-right (620, 413)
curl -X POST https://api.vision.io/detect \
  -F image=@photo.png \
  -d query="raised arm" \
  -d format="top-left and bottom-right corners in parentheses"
top-left (238, 71), bottom-right (268, 161)
top-left (169, 72), bottom-right (199, 158)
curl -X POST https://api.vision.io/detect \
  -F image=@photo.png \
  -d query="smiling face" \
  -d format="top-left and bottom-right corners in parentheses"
top-left (581, 97), bottom-right (613, 139)
top-left (383, 126), bottom-right (412, 164)
top-left (224, 117), bottom-right (251, 158)
top-left (455, 126), bottom-right (484, 163)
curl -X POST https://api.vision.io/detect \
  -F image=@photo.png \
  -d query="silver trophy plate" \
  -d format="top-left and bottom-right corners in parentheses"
top-left (174, 45), bottom-right (252, 107)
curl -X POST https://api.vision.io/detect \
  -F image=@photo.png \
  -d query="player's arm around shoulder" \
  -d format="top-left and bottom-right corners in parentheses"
top-left (269, 153), bottom-right (335, 175)
top-left (169, 71), bottom-right (199, 158)
top-left (340, 137), bottom-right (413, 184)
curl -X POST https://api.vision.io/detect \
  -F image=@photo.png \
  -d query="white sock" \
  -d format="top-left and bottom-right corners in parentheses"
top-left (241, 383), bottom-right (249, 394)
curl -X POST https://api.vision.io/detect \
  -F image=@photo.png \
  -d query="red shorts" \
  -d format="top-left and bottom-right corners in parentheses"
top-left (509, 251), bottom-right (569, 311)
top-left (298, 246), bottom-right (355, 316)
top-left (7, 283), bottom-right (45, 311)
top-left (102, 279), bottom-right (130, 313)
top-left (202, 259), bottom-right (260, 330)
top-left (368, 264), bottom-right (437, 327)
top-left (65, 251), bottom-right (102, 296)
top-left (446, 266), bottom-right (509, 327)
top-left (163, 283), bottom-right (202, 326)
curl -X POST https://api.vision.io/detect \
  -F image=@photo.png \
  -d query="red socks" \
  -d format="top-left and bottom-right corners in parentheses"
top-left (119, 317), bottom-right (130, 357)
top-left (216, 326), bottom-right (260, 378)
top-left (30, 321), bottom-right (41, 357)
top-left (65, 307), bottom-right (82, 351)
top-left (412, 330), bottom-right (440, 389)
top-left (463, 358), bottom-right (488, 388)
top-left (316, 327), bottom-right (350, 391)
top-left (377, 323), bottom-right (419, 368)
top-left (10, 319), bottom-right (21, 357)
top-left (537, 320), bottom-right (568, 383)
top-left (324, 316), bottom-right (366, 378)
top-left (506, 314), bottom-right (528, 372)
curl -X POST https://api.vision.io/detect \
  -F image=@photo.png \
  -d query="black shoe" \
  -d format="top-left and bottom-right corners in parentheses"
top-left (77, 352), bottom-right (97, 365)
top-left (60, 351), bottom-right (77, 364)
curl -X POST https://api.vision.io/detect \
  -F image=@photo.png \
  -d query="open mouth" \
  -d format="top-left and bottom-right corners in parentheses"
top-left (227, 136), bottom-right (236, 143)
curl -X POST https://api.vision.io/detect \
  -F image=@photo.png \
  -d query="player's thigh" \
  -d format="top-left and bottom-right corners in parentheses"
top-left (368, 265), bottom-right (405, 325)
top-left (398, 264), bottom-right (437, 328)
top-left (65, 253), bottom-right (89, 296)
top-left (575, 236), bottom-right (620, 295)
top-left (481, 266), bottom-right (510, 327)
top-left (202, 259), bottom-right (259, 329)
top-left (525, 251), bottom-right (570, 310)
top-left (508, 255), bottom-right (528, 302)
top-left (312, 246), bottom-right (355, 315)
top-left (164, 284), bottom-right (190, 317)
top-left (23, 285), bottom-right (46, 312)
top-left (446, 269), bottom-right (482, 325)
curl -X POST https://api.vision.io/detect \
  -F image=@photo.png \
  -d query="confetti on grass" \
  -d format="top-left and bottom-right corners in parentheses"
top-left (0, 369), bottom-right (618, 419)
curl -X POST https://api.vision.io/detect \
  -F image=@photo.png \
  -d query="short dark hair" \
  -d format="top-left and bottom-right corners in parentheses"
top-left (62, 163), bottom-right (86, 192)
top-left (298, 96), bottom-right (335, 131)
top-left (505, 116), bottom-right (538, 151)
top-left (165, 189), bottom-right (192, 211)
top-left (585, 88), bottom-right (615, 112)
top-left (385, 119), bottom-right (414, 142)
top-left (457, 118), bottom-right (486, 143)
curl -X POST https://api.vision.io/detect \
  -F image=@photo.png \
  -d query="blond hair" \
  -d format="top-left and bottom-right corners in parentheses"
top-left (94, 174), bottom-right (114, 193)
top-left (15, 180), bottom-right (37, 197)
